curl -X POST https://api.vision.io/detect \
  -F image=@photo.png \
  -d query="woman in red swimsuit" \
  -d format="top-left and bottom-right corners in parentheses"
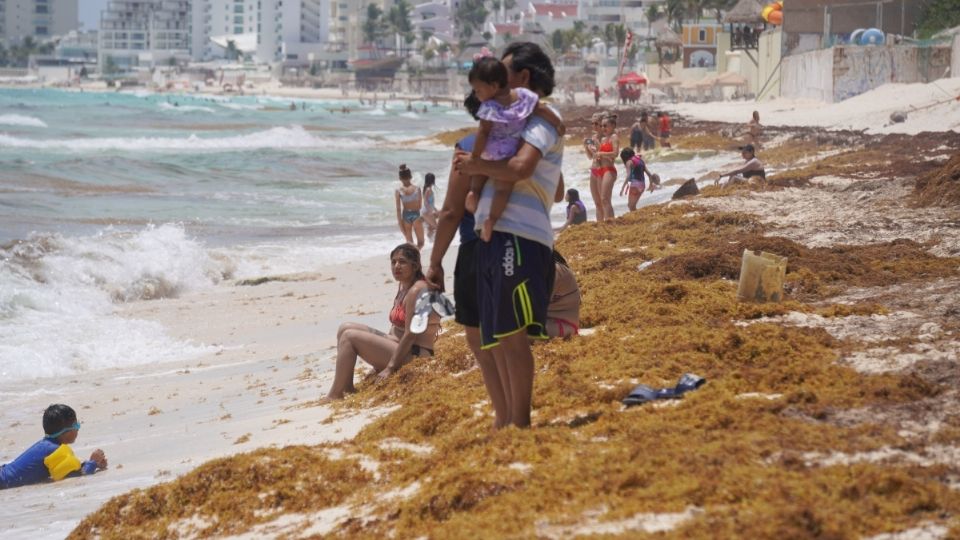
top-left (585, 112), bottom-right (603, 223)
top-left (595, 113), bottom-right (620, 221)
top-left (324, 243), bottom-right (439, 400)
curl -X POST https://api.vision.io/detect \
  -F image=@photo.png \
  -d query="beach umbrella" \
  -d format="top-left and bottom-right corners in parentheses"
top-left (617, 72), bottom-right (648, 85)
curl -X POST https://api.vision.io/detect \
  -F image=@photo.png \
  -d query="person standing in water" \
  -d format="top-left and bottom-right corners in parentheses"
top-left (421, 172), bottom-right (439, 240)
top-left (395, 164), bottom-right (425, 249)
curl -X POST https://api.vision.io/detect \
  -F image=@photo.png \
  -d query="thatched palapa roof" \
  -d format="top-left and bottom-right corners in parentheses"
top-left (723, 0), bottom-right (765, 24)
top-left (655, 26), bottom-right (682, 48)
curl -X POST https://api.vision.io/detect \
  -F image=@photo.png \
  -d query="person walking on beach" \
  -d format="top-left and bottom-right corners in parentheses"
top-left (629, 116), bottom-right (643, 153)
top-left (639, 111), bottom-right (656, 151)
top-left (619, 147), bottom-right (657, 211)
top-left (593, 85), bottom-right (600, 106)
top-left (595, 113), bottom-right (620, 222)
top-left (324, 244), bottom-right (439, 400)
top-left (657, 111), bottom-right (672, 148)
top-left (421, 172), bottom-right (439, 241)
top-left (453, 42), bottom-right (564, 428)
top-left (395, 164), bottom-right (425, 249)
top-left (734, 111), bottom-right (762, 149)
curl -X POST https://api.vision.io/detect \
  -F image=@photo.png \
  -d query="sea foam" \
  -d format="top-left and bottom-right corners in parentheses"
top-left (0, 126), bottom-right (369, 152)
top-left (0, 224), bottom-right (223, 381)
top-left (0, 114), bottom-right (47, 127)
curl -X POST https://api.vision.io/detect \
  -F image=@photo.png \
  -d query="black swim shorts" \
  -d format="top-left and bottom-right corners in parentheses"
top-left (477, 232), bottom-right (553, 349)
top-left (454, 239), bottom-right (480, 327)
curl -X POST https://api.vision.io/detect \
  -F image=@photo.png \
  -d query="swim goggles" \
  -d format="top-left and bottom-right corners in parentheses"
top-left (45, 422), bottom-right (81, 439)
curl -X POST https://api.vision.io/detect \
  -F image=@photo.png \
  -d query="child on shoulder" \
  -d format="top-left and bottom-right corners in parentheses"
top-left (463, 52), bottom-right (565, 242)
top-left (0, 404), bottom-right (107, 489)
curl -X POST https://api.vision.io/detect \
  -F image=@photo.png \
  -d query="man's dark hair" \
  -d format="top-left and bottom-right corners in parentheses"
top-left (501, 42), bottom-right (555, 97)
top-left (464, 90), bottom-right (481, 120)
top-left (43, 404), bottom-right (77, 435)
top-left (468, 56), bottom-right (508, 88)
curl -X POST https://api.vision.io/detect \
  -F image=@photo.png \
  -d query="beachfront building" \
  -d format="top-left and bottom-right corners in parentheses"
top-left (412, 1), bottom-right (454, 43)
top-left (188, 0), bottom-right (332, 64)
top-left (680, 22), bottom-right (720, 68)
top-left (0, 0), bottom-right (78, 46)
top-left (98, 0), bottom-right (190, 70)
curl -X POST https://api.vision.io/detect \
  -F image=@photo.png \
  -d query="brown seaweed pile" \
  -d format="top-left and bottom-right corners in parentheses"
top-left (914, 151), bottom-right (960, 208)
top-left (69, 195), bottom-right (960, 538)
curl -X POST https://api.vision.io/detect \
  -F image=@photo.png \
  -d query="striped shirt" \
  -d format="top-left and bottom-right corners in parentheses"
top-left (474, 105), bottom-right (563, 249)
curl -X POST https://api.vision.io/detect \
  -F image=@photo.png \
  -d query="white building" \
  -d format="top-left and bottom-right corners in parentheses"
top-left (1, 0), bottom-right (78, 46)
top-left (98, 0), bottom-right (190, 69)
top-left (412, 1), bottom-right (453, 43)
top-left (187, 0), bottom-right (333, 64)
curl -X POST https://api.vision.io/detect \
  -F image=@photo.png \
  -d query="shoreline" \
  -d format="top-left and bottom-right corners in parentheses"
top-left (63, 113), bottom-right (960, 537)
top-left (0, 247), bottom-right (461, 539)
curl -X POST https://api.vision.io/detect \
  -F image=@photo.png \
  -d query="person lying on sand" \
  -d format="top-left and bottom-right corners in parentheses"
top-left (1, 404), bottom-right (107, 489)
top-left (716, 144), bottom-right (766, 186)
top-left (324, 244), bottom-right (439, 400)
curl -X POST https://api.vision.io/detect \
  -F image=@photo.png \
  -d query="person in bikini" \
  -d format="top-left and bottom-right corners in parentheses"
top-left (716, 144), bottom-right (766, 186)
top-left (324, 244), bottom-right (439, 400)
top-left (395, 164), bottom-right (425, 249)
top-left (619, 147), bottom-right (657, 211)
top-left (585, 112), bottom-right (604, 224)
top-left (594, 113), bottom-right (620, 221)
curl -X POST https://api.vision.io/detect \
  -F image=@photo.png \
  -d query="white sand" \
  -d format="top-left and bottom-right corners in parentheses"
top-left (672, 77), bottom-right (960, 135)
top-left (0, 246), bottom-right (458, 539)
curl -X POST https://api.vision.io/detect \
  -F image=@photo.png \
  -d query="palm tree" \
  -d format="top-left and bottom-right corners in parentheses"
top-left (645, 5), bottom-right (662, 38)
top-left (363, 3), bottom-right (386, 46)
top-left (455, 0), bottom-right (489, 41)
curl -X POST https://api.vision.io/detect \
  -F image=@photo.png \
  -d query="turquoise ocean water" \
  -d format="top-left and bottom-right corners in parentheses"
top-left (0, 87), bottom-right (731, 382)
top-left (0, 88), bottom-right (472, 380)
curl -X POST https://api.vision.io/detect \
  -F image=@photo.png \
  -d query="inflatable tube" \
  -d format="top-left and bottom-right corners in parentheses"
top-left (860, 28), bottom-right (884, 45)
top-left (849, 28), bottom-right (866, 44)
top-left (761, 4), bottom-right (775, 22)
top-left (768, 10), bottom-right (783, 25)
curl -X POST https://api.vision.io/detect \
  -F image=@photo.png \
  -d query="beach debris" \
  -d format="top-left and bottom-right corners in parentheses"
top-left (736, 250), bottom-right (787, 303)
top-left (637, 260), bottom-right (658, 271)
top-left (671, 179), bottom-right (700, 199)
top-left (889, 111), bottom-right (907, 123)
top-left (622, 373), bottom-right (706, 407)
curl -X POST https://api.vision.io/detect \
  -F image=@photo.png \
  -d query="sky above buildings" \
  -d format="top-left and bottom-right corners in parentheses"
top-left (80, 0), bottom-right (108, 31)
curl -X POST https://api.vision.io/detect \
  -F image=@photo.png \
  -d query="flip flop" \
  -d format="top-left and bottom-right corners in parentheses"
top-left (674, 373), bottom-right (706, 395)
top-left (622, 385), bottom-right (678, 406)
top-left (430, 291), bottom-right (456, 318)
top-left (409, 289), bottom-right (433, 334)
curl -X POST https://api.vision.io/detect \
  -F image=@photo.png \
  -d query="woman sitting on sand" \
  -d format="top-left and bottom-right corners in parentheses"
top-left (716, 144), bottom-right (766, 186)
top-left (325, 244), bottom-right (439, 400)
top-left (395, 164), bottom-right (425, 249)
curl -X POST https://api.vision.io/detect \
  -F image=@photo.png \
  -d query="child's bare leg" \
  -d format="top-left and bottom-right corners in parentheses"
top-left (465, 174), bottom-right (487, 213)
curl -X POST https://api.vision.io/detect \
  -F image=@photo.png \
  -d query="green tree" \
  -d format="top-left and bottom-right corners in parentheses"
top-left (455, 0), bottom-right (489, 41)
top-left (363, 3), bottom-right (386, 45)
top-left (387, 0), bottom-right (415, 51)
top-left (917, 0), bottom-right (960, 38)
top-left (665, 0), bottom-right (686, 31)
top-left (605, 23), bottom-right (627, 61)
top-left (646, 5), bottom-right (662, 38)
top-left (103, 55), bottom-right (119, 75)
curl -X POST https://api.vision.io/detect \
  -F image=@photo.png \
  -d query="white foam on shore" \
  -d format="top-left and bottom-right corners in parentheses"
top-left (0, 126), bottom-right (373, 152)
top-left (0, 114), bottom-right (47, 127)
top-left (0, 224), bottom-right (222, 381)
top-left (158, 102), bottom-right (216, 113)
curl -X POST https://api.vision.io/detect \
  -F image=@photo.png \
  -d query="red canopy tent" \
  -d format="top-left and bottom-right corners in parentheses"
top-left (618, 72), bottom-right (648, 85)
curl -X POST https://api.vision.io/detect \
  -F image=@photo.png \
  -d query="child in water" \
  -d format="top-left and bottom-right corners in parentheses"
top-left (463, 53), bottom-right (565, 242)
top-left (0, 404), bottom-right (107, 489)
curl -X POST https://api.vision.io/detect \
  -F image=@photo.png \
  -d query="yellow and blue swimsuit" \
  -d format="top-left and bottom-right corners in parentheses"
top-left (0, 439), bottom-right (98, 489)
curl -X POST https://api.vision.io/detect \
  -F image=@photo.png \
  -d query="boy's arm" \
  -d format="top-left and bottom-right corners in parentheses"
top-left (534, 103), bottom-right (565, 137)
top-left (426, 155), bottom-right (471, 290)
top-left (554, 173), bottom-right (565, 203)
